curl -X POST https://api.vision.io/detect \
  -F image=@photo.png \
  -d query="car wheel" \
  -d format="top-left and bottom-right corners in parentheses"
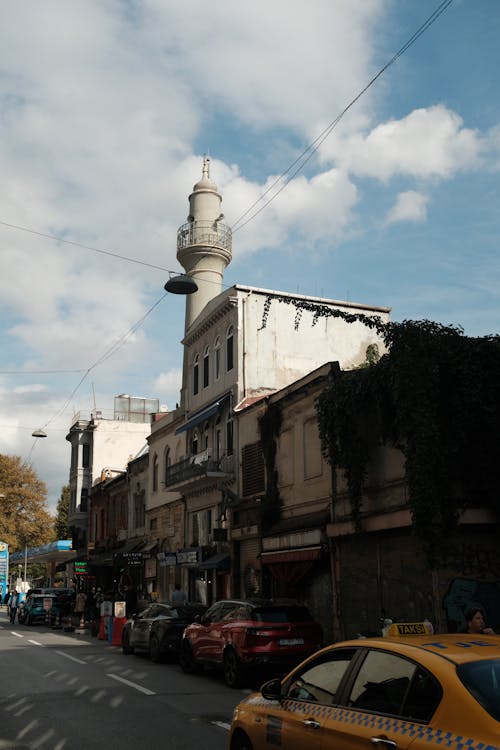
top-left (231, 730), bottom-right (254, 750)
top-left (223, 648), bottom-right (245, 689)
top-left (149, 634), bottom-right (163, 663)
top-left (122, 632), bottom-right (134, 655)
top-left (179, 640), bottom-right (199, 674)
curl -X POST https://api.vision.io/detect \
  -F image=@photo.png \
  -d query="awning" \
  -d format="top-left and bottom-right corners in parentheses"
top-left (9, 540), bottom-right (77, 566)
top-left (175, 392), bottom-right (230, 434)
top-left (260, 546), bottom-right (322, 565)
top-left (199, 553), bottom-right (230, 571)
top-left (142, 541), bottom-right (158, 554)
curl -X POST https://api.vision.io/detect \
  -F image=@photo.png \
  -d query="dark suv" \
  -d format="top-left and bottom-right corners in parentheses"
top-left (180, 598), bottom-right (323, 687)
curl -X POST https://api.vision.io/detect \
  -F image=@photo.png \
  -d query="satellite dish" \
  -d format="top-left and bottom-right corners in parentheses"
top-left (164, 274), bottom-right (198, 295)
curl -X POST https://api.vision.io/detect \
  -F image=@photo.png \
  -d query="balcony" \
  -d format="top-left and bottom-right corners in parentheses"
top-left (177, 220), bottom-right (232, 253)
top-left (165, 451), bottom-right (234, 490)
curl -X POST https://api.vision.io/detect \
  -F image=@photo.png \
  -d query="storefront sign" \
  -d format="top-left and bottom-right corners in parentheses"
top-left (0, 542), bottom-right (8, 599)
top-left (74, 560), bottom-right (88, 575)
top-left (114, 601), bottom-right (126, 618)
top-left (176, 548), bottom-right (200, 566)
top-left (157, 552), bottom-right (177, 567)
top-left (144, 557), bottom-right (156, 578)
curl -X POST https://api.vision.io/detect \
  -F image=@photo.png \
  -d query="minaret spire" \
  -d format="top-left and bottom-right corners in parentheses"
top-left (176, 159), bottom-right (232, 331)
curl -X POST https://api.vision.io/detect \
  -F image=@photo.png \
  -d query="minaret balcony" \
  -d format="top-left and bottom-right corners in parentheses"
top-left (177, 220), bottom-right (232, 253)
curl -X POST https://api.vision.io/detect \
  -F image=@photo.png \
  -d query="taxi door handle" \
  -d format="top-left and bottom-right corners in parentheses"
top-left (303, 720), bottom-right (321, 729)
top-left (371, 737), bottom-right (397, 749)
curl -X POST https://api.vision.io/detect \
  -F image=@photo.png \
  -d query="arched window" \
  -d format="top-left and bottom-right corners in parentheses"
top-left (191, 430), bottom-right (199, 455)
top-left (193, 354), bottom-right (199, 395)
top-left (214, 337), bottom-right (221, 381)
top-left (203, 345), bottom-right (210, 388)
top-left (226, 326), bottom-right (234, 372)
top-left (203, 421), bottom-right (209, 451)
top-left (164, 447), bottom-right (170, 486)
top-left (215, 416), bottom-right (222, 460)
top-left (152, 453), bottom-right (158, 492)
top-left (226, 416), bottom-right (234, 456)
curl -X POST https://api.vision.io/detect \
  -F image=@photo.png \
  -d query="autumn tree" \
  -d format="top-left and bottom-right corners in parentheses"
top-left (0, 454), bottom-right (55, 551)
top-left (54, 485), bottom-right (71, 539)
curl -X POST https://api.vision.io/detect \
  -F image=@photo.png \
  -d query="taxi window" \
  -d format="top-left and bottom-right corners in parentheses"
top-left (284, 649), bottom-right (356, 704)
top-left (347, 650), bottom-right (441, 721)
top-left (458, 659), bottom-right (500, 721)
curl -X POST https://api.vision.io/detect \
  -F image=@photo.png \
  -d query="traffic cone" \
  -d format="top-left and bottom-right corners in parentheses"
top-left (111, 616), bottom-right (126, 646)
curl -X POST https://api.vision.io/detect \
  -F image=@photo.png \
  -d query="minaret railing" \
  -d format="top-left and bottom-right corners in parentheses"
top-left (177, 220), bottom-right (232, 252)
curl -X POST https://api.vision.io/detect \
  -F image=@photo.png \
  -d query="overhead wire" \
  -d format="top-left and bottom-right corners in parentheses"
top-left (231, 0), bottom-right (455, 234)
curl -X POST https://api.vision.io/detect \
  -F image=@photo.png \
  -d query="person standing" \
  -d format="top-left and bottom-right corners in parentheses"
top-left (171, 583), bottom-right (187, 606)
top-left (8, 589), bottom-right (20, 623)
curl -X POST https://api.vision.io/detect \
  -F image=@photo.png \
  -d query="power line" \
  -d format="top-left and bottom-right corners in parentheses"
top-left (231, 0), bottom-right (455, 234)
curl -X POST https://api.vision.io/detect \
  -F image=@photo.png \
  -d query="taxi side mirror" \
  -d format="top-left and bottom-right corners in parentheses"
top-left (261, 678), bottom-right (283, 701)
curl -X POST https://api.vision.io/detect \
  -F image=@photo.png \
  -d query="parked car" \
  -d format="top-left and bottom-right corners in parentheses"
top-left (121, 602), bottom-right (207, 662)
top-left (19, 594), bottom-right (61, 625)
top-left (180, 598), bottom-right (323, 688)
top-left (228, 630), bottom-right (500, 750)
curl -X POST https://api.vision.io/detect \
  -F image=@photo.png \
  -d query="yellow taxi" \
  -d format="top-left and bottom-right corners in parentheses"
top-left (228, 623), bottom-right (500, 750)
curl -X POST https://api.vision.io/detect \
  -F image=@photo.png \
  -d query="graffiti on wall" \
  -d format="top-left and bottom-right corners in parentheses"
top-left (443, 577), bottom-right (500, 632)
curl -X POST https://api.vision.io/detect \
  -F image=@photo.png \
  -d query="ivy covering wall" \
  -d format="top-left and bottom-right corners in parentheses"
top-left (315, 319), bottom-right (500, 563)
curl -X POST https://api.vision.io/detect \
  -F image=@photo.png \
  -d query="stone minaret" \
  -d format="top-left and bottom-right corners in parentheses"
top-left (177, 157), bottom-right (232, 331)
top-left (177, 158), bottom-right (232, 409)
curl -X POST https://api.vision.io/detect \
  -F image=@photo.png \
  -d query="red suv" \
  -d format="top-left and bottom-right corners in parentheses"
top-left (180, 598), bottom-right (323, 687)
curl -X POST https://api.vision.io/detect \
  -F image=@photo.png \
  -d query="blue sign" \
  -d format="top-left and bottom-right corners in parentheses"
top-left (0, 541), bottom-right (8, 599)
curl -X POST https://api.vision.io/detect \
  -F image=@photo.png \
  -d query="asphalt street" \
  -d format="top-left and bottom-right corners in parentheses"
top-left (0, 608), bottom-right (245, 750)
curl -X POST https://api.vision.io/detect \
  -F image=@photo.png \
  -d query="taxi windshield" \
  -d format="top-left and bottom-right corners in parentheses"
top-left (457, 659), bottom-right (500, 721)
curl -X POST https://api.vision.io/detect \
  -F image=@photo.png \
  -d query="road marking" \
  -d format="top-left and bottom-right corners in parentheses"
top-left (212, 721), bottom-right (231, 731)
top-left (11, 631), bottom-right (23, 637)
top-left (55, 650), bottom-right (87, 665)
top-left (28, 639), bottom-right (43, 646)
top-left (106, 673), bottom-right (156, 695)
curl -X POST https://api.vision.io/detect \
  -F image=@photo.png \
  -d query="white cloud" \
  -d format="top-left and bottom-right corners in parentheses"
top-left (151, 368), bottom-right (182, 410)
top-left (323, 105), bottom-right (483, 180)
top-left (384, 191), bottom-right (429, 225)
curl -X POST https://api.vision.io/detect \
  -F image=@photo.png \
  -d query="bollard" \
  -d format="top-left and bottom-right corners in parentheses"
top-left (111, 616), bottom-right (126, 647)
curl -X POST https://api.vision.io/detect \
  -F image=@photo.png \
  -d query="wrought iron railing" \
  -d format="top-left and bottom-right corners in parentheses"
top-left (177, 220), bottom-right (232, 252)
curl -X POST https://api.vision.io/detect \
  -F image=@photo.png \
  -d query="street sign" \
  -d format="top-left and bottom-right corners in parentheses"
top-left (0, 542), bottom-right (8, 600)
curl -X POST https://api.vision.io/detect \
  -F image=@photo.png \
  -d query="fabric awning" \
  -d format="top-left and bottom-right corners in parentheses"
top-left (175, 392), bottom-right (230, 434)
top-left (199, 553), bottom-right (230, 571)
top-left (260, 546), bottom-right (322, 565)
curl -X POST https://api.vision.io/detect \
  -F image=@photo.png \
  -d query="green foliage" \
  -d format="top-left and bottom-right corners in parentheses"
top-left (54, 485), bottom-right (71, 539)
top-left (0, 454), bottom-right (55, 550)
top-left (316, 320), bottom-right (500, 562)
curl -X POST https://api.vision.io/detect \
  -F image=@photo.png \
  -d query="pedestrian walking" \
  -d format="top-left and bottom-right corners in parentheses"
top-left (171, 583), bottom-right (187, 606)
top-left (8, 589), bottom-right (20, 623)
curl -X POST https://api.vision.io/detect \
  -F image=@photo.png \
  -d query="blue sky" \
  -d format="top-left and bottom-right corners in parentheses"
top-left (1, 0), bottom-right (499, 512)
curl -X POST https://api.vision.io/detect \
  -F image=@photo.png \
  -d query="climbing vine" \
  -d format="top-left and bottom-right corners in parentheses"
top-left (316, 320), bottom-right (500, 563)
top-left (258, 402), bottom-right (283, 527)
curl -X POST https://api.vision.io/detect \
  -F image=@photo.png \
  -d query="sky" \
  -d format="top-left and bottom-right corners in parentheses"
top-left (1, 0), bottom-right (499, 513)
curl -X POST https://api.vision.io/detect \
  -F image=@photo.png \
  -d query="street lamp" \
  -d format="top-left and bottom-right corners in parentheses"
top-left (164, 273), bottom-right (198, 295)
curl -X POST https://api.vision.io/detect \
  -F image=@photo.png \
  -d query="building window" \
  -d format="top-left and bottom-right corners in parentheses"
top-left (82, 443), bottom-right (90, 469)
top-left (203, 422), bottom-right (209, 451)
top-left (150, 517), bottom-right (158, 532)
top-left (214, 337), bottom-right (221, 380)
top-left (152, 454), bottom-right (158, 492)
top-left (226, 417), bottom-right (233, 456)
top-left (164, 447), bottom-right (170, 486)
top-left (226, 326), bottom-right (234, 372)
top-left (193, 354), bottom-right (199, 395)
top-left (191, 430), bottom-right (199, 455)
top-left (215, 417), bottom-right (222, 460)
top-left (203, 346), bottom-right (210, 388)
top-left (80, 488), bottom-right (88, 513)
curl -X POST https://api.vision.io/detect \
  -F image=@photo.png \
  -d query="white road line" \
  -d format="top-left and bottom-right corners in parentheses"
top-left (28, 639), bottom-right (43, 646)
top-left (106, 673), bottom-right (156, 695)
top-left (55, 650), bottom-right (87, 665)
top-left (11, 631), bottom-right (23, 638)
top-left (212, 721), bottom-right (231, 731)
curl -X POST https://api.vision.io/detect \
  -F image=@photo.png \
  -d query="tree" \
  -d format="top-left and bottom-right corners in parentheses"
top-left (54, 485), bottom-right (71, 539)
top-left (0, 454), bottom-right (55, 550)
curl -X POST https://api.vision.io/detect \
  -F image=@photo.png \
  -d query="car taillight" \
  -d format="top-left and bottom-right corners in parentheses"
top-left (246, 627), bottom-right (270, 637)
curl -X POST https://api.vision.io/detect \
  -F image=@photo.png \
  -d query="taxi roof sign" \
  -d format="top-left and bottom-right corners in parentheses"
top-left (385, 622), bottom-right (433, 637)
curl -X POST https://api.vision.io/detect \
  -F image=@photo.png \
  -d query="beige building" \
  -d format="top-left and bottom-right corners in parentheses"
top-left (148, 160), bottom-right (390, 605)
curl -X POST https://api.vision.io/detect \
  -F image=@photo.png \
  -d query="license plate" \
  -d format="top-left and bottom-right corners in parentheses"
top-left (279, 638), bottom-right (304, 645)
